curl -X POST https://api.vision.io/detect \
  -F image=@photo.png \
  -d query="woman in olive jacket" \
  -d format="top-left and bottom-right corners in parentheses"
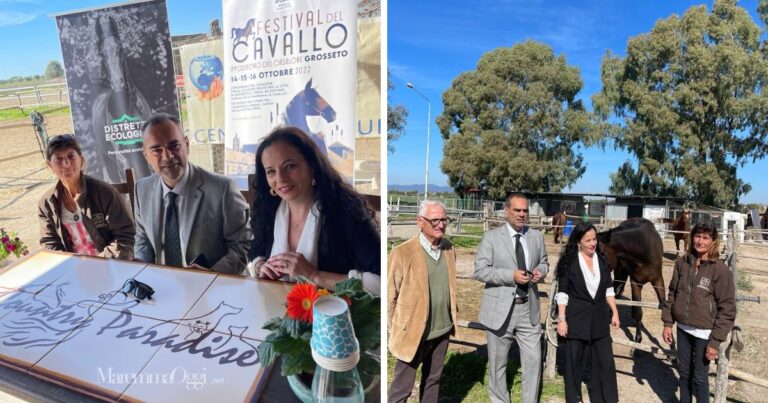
top-left (661, 223), bottom-right (736, 403)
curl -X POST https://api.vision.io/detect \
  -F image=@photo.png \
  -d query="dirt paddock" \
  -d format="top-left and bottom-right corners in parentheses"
top-left (448, 232), bottom-right (768, 402)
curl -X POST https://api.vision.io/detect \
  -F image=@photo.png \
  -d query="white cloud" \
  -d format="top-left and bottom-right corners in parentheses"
top-left (0, 11), bottom-right (36, 27)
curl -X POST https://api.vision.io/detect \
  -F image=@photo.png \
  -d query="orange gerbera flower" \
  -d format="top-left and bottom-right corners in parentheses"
top-left (286, 283), bottom-right (320, 323)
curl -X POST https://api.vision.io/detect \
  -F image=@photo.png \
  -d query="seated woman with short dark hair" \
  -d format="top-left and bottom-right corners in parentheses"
top-left (37, 134), bottom-right (135, 259)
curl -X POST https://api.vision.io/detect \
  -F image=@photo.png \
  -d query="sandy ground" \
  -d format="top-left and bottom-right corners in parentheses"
top-left (0, 115), bottom-right (70, 261)
top-left (391, 223), bottom-right (768, 402)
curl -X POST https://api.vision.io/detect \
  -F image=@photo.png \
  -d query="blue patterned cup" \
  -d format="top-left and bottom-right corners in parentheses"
top-left (310, 296), bottom-right (360, 371)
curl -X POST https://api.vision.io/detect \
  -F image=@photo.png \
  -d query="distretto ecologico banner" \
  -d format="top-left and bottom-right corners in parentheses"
top-left (55, 0), bottom-right (178, 183)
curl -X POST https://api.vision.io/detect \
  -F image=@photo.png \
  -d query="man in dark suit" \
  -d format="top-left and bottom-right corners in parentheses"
top-left (474, 192), bottom-right (548, 403)
top-left (134, 113), bottom-right (250, 274)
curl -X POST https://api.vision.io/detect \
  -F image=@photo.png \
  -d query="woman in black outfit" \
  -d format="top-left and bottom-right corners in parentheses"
top-left (247, 127), bottom-right (380, 294)
top-left (555, 221), bottom-right (620, 402)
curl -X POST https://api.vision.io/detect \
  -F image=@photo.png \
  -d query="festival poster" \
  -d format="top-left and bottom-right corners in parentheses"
top-left (223, 0), bottom-right (358, 186)
top-left (54, 0), bottom-right (179, 184)
top-left (354, 14), bottom-right (381, 193)
top-left (179, 40), bottom-right (225, 145)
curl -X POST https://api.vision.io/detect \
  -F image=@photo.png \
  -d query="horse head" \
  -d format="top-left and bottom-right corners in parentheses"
top-left (301, 79), bottom-right (336, 122)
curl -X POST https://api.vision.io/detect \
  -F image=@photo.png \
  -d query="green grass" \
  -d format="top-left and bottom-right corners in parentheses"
top-left (736, 270), bottom-right (753, 292)
top-left (0, 77), bottom-right (57, 90)
top-left (387, 351), bottom-right (564, 402)
top-left (447, 235), bottom-right (481, 249)
top-left (0, 105), bottom-right (70, 122)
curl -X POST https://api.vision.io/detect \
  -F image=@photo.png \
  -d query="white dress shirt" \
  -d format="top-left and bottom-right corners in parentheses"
top-left (159, 163), bottom-right (191, 266)
top-left (419, 232), bottom-right (442, 261)
top-left (555, 252), bottom-right (615, 305)
top-left (506, 223), bottom-right (529, 270)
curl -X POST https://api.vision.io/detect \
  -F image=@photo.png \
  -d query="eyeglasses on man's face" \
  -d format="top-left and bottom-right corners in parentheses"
top-left (121, 279), bottom-right (155, 301)
top-left (420, 216), bottom-right (453, 227)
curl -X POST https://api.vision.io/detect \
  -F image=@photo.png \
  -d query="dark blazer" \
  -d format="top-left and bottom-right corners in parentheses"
top-left (249, 206), bottom-right (380, 276)
top-left (559, 253), bottom-right (612, 341)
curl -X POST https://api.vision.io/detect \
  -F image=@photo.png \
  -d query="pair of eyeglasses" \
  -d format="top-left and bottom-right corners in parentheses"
top-left (420, 216), bottom-right (453, 227)
top-left (121, 279), bottom-right (154, 301)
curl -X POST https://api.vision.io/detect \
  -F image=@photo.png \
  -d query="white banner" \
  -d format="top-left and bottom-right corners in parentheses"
top-left (223, 0), bottom-right (358, 186)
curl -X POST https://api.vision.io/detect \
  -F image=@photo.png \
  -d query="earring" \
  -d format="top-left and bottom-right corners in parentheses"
top-left (312, 178), bottom-right (316, 186)
top-left (270, 188), bottom-right (277, 196)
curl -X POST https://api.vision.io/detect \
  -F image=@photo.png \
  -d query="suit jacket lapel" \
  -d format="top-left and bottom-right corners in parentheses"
top-left (500, 224), bottom-right (519, 269)
top-left (149, 176), bottom-right (163, 257)
top-left (183, 165), bottom-right (204, 256)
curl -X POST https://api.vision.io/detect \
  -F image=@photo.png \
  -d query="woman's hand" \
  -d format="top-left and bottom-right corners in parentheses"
top-left (662, 327), bottom-right (674, 345)
top-left (268, 252), bottom-right (317, 280)
top-left (259, 260), bottom-right (283, 280)
top-left (557, 320), bottom-right (568, 337)
top-left (705, 346), bottom-right (718, 361)
top-left (611, 312), bottom-right (620, 328)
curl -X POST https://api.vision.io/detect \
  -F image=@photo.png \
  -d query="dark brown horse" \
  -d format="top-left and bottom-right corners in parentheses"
top-left (552, 209), bottom-right (567, 244)
top-left (597, 218), bottom-right (665, 343)
top-left (671, 209), bottom-right (690, 254)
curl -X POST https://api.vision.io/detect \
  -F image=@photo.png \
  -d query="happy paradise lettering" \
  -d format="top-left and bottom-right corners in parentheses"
top-left (0, 290), bottom-right (259, 368)
top-left (96, 308), bottom-right (259, 368)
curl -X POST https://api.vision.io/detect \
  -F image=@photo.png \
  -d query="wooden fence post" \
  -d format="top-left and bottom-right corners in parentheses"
top-left (713, 331), bottom-right (733, 403)
top-left (545, 336), bottom-right (557, 380)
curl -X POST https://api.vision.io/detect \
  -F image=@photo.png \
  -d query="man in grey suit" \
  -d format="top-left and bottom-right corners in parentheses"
top-left (134, 113), bottom-right (250, 274)
top-left (475, 192), bottom-right (548, 403)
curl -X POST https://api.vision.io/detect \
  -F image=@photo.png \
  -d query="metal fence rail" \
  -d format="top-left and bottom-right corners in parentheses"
top-left (0, 82), bottom-right (68, 111)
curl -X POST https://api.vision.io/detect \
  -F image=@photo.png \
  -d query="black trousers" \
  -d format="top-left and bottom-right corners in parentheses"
top-left (564, 335), bottom-right (618, 403)
top-left (676, 327), bottom-right (711, 403)
top-left (388, 333), bottom-right (450, 403)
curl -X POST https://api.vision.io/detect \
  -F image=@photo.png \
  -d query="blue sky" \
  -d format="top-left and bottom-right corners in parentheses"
top-left (388, 0), bottom-right (768, 204)
top-left (0, 0), bottom-right (222, 79)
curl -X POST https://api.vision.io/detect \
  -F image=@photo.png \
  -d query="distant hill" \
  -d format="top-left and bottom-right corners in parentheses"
top-left (388, 184), bottom-right (454, 193)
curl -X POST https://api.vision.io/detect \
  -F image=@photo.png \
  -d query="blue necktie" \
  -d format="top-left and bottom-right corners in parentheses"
top-left (164, 191), bottom-right (182, 267)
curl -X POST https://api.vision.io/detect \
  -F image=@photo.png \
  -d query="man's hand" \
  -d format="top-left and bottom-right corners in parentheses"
top-left (531, 269), bottom-right (542, 283)
top-left (187, 263), bottom-right (211, 271)
top-left (514, 270), bottom-right (531, 285)
top-left (662, 327), bottom-right (674, 345)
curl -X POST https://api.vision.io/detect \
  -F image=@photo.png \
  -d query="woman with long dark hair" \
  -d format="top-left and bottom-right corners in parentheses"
top-left (248, 127), bottom-right (380, 294)
top-left (555, 221), bottom-right (619, 402)
top-left (661, 223), bottom-right (736, 403)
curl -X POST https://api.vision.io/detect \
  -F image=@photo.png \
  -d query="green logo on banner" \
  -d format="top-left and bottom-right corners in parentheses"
top-left (112, 114), bottom-right (140, 124)
top-left (114, 138), bottom-right (144, 145)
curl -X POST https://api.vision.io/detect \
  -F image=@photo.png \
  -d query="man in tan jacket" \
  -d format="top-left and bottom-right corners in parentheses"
top-left (388, 200), bottom-right (459, 403)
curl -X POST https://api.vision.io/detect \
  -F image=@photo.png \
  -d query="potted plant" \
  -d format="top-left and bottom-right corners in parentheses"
top-left (0, 228), bottom-right (29, 267)
top-left (258, 278), bottom-right (380, 402)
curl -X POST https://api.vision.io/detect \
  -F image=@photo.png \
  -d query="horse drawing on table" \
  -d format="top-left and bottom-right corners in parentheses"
top-left (231, 18), bottom-right (255, 43)
top-left (282, 78), bottom-right (337, 154)
top-left (552, 208), bottom-right (568, 244)
top-left (597, 218), bottom-right (665, 344)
